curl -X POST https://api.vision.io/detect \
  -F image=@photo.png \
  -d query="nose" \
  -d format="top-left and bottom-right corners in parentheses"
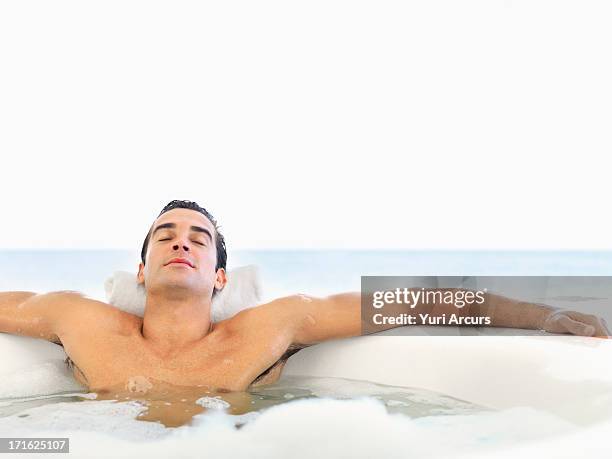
top-left (172, 241), bottom-right (190, 252)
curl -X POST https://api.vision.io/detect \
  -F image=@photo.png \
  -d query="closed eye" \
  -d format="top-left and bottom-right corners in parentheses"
top-left (157, 237), bottom-right (205, 246)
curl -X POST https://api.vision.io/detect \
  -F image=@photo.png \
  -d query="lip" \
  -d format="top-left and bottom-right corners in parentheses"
top-left (165, 258), bottom-right (195, 268)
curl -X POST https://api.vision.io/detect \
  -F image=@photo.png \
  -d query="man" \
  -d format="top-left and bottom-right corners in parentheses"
top-left (0, 200), bottom-right (609, 394)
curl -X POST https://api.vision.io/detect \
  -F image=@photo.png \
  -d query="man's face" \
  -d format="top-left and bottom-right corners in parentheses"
top-left (137, 208), bottom-right (226, 298)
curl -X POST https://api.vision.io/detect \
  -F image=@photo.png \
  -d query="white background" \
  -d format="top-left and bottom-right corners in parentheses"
top-left (0, 0), bottom-right (610, 250)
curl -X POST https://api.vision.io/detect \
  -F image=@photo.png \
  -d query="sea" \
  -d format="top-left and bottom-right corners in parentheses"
top-left (2, 250), bottom-right (612, 302)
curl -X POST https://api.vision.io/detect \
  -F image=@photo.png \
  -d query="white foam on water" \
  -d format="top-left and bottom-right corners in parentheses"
top-left (255, 376), bottom-right (482, 416)
top-left (195, 396), bottom-right (231, 410)
top-left (0, 394), bottom-right (583, 458)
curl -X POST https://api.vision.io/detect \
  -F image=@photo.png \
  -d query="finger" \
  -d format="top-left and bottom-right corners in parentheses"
top-left (557, 315), bottom-right (595, 336)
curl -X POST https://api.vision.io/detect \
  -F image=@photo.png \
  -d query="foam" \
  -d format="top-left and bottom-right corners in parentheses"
top-left (196, 396), bottom-right (231, 410)
top-left (0, 396), bottom-right (579, 458)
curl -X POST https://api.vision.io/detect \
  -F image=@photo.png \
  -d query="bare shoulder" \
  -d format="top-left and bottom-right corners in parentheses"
top-left (32, 291), bottom-right (141, 336)
top-left (222, 294), bottom-right (321, 334)
top-left (213, 295), bottom-right (322, 386)
top-left (220, 292), bottom-right (361, 347)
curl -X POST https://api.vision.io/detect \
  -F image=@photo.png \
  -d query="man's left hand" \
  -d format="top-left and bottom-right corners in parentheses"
top-left (541, 310), bottom-right (611, 338)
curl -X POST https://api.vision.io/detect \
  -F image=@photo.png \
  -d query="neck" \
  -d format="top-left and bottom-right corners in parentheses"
top-left (141, 289), bottom-right (213, 357)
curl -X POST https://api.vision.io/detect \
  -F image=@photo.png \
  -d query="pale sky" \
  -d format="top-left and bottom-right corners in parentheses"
top-left (0, 1), bottom-right (610, 250)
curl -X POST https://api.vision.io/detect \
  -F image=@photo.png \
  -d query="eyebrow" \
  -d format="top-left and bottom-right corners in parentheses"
top-left (151, 222), bottom-right (213, 243)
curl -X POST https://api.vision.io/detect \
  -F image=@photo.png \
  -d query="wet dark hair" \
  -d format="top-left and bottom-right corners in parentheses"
top-left (140, 200), bottom-right (227, 273)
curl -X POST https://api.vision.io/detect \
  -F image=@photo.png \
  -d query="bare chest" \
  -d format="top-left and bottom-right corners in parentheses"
top-left (62, 329), bottom-right (292, 393)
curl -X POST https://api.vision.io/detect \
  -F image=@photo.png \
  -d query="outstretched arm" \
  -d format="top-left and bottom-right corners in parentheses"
top-left (0, 290), bottom-right (92, 342)
top-left (281, 289), bottom-right (610, 346)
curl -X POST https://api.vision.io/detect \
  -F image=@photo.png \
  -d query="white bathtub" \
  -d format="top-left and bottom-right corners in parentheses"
top-left (284, 328), bottom-right (612, 426)
top-left (2, 328), bottom-right (612, 458)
